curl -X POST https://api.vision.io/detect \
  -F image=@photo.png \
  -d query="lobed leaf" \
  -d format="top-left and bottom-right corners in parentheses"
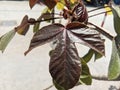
top-left (0, 30), bottom-right (16, 53)
top-left (27, 22), bottom-right (105, 56)
top-left (49, 31), bottom-right (81, 89)
top-left (25, 22), bottom-right (105, 89)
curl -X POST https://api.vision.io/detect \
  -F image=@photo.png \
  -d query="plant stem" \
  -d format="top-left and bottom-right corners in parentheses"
top-left (92, 75), bottom-right (120, 81)
top-left (28, 17), bottom-right (63, 24)
top-left (88, 10), bottom-right (112, 18)
top-left (88, 22), bottom-right (114, 41)
top-left (88, 5), bottom-right (110, 13)
top-left (52, 8), bottom-right (55, 23)
top-left (101, 12), bottom-right (107, 27)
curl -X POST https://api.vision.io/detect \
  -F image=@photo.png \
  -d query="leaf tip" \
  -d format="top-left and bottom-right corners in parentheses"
top-left (30, 5), bottom-right (33, 9)
top-left (24, 51), bottom-right (29, 56)
top-left (24, 49), bottom-right (31, 56)
top-left (29, 0), bottom-right (38, 9)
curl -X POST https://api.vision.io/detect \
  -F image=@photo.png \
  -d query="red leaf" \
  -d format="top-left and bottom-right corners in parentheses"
top-left (49, 31), bottom-right (81, 89)
top-left (29, 0), bottom-right (39, 9)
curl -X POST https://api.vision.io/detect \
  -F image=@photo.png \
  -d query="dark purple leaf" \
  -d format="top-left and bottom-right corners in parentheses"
top-left (25, 23), bottom-right (64, 55)
top-left (72, 2), bottom-right (88, 23)
top-left (66, 22), bottom-right (87, 30)
top-left (67, 22), bottom-right (105, 55)
top-left (25, 22), bottom-right (105, 56)
top-left (49, 31), bottom-right (81, 89)
top-left (25, 22), bottom-right (105, 89)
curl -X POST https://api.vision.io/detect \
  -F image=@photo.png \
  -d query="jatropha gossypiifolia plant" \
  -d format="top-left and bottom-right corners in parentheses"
top-left (0, 0), bottom-right (120, 90)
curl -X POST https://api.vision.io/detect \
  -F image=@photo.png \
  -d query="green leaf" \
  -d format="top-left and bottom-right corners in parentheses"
top-left (33, 22), bottom-right (40, 33)
top-left (94, 51), bottom-right (103, 61)
top-left (82, 49), bottom-right (94, 63)
top-left (78, 60), bottom-right (92, 85)
top-left (33, 16), bottom-right (42, 33)
top-left (0, 30), bottom-right (16, 53)
top-left (115, 35), bottom-right (120, 54)
top-left (112, 7), bottom-right (120, 34)
top-left (108, 39), bottom-right (120, 80)
top-left (108, 35), bottom-right (120, 80)
top-left (82, 49), bottom-right (103, 63)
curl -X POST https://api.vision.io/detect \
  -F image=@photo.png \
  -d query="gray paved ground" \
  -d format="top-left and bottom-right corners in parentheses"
top-left (0, 1), bottom-right (120, 90)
